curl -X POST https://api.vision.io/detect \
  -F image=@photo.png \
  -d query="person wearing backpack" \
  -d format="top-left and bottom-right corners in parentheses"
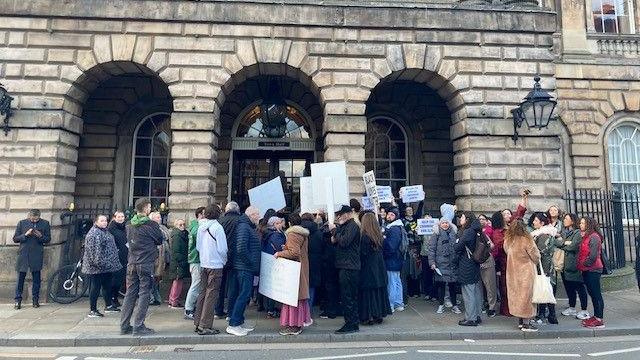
top-left (455, 212), bottom-right (483, 326)
top-left (383, 208), bottom-right (405, 313)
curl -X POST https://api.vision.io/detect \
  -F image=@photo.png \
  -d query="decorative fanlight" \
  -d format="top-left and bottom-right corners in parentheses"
top-left (260, 78), bottom-right (288, 138)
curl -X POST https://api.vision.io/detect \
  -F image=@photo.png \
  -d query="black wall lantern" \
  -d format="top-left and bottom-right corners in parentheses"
top-left (511, 76), bottom-right (558, 142)
top-left (0, 83), bottom-right (14, 136)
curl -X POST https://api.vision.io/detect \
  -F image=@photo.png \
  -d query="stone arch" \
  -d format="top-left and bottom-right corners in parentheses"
top-left (62, 60), bottom-right (174, 208)
top-left (215, 63), bottom-right (324, 205)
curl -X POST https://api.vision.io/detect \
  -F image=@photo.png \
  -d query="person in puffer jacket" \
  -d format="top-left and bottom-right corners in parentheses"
top-left (226, 206), bottom-right (262, 337)
top-left (383, 207), bottom-right (405, 313)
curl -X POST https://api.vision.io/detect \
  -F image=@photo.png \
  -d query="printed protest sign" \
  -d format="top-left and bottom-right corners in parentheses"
top-left (377, 185), bottom-right (393, 203)
top-left (363, 171), bottom-right (380, 212)
top-left (248, 177), bottom-right (286, 217)
top-left (400, 185), bottom-right (425, 203)
top-left (258, 252), bottom-right (301, 307)
top-left (417, 218), bottom-right (439, 236)
top-left (361, 196), bottom-right (375, 211)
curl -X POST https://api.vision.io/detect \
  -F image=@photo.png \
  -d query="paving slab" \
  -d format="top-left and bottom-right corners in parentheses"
top-left (0, 289), bottom-right (638, 347)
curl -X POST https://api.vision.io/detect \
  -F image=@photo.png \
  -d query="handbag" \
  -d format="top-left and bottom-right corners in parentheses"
top-left (552, 248), bottom-right (565, 272)
top-left (532, 259), bottom-right (557, 304)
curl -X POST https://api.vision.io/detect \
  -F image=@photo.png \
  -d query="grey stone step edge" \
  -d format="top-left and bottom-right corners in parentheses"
top-left (3, 327), bottom-right (640, 347)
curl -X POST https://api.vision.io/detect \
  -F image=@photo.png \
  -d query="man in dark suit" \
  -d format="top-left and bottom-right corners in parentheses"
top-left (13, 209), bottom-right (51, 309)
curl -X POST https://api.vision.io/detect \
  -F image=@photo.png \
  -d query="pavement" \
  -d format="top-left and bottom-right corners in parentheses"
top-left (1, 289), bottom-right (640, 348)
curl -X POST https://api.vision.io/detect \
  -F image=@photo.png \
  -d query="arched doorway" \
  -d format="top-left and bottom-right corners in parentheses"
top-left (366, 77), bottom-right (455, 215)
top-left (70, 61), bottom-right (173, 208)
top-left (218, 65), bottom-right (323, 212)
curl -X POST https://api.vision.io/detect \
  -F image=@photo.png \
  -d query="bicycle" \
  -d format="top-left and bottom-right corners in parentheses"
top-left (47, 258), bottom-right (89, 304)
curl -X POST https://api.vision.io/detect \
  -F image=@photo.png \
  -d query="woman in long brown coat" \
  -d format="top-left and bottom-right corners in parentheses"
top-left (275, 224), bottom-right (311, 335)
top-left (504, 220), bottom-right (541, 332)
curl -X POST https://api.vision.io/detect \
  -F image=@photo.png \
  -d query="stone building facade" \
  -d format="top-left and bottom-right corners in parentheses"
top-left (0, 0), bottom-right (638, 295)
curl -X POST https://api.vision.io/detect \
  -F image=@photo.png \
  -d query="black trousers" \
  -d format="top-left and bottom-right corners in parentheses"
top-left (89, 272), bottom-right (113, 312)
top-left (561, 273), bottom-right (588, 310)
top-left (338, 269), bottom-right (359, 327)
top-left (436, 281), bottom-right (457, 306)
top-left (15, 271), bottom-right (41, 302)
top-left (583, 271), bottom-right (604, 319)
top-left (421, 256), bottom-right (436, 298)
top-left (111, 267), bottom-right (126, 301)
top-left (322, 265), bottom-right (340, 317)
top-left (214, 266), bottom-right (229, 316)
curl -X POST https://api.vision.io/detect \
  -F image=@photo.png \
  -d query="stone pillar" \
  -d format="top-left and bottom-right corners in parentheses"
top-left (561, 0), bottom-right (591, 56)
top-left (168, 111), bottom-right (219, 222)
top-left (0, 109), bottom-right (81, 298)
top-left (322, 114), bottom-right (367, 199)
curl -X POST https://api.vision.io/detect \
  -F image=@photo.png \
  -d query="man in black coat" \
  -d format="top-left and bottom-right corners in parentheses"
top-left (226, 206), bottom-right (262, 337)
top-left (215, 201), bottom-right (242, 318)
top-left (13, 209), bottom-right (51, 309)
top-left (119, 198), bottom-right (164, 336)
top-left (329, 205), bottom-right (361, 334)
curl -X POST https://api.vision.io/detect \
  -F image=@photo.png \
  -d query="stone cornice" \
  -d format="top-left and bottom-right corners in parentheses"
top-left (1, 0), bottom-right (556, 33)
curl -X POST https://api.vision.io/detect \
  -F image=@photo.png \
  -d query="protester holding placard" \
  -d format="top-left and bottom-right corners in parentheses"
top-left (330, 205), bottom-right (361, 334)
top-left (477, 214), bottom-right (498, 318)
top-left (402, 206), bottom-right (423, 300)
top-left (261, 216), bottom-right (286, 318)
top-left (274, 221), bottom-right (312, 336)
top-left (383, 208), bottom-right (405, 313)
top-left (419, 215), bottom-right (437, 301)
top-left (358, 212), bottom-right (392, 325)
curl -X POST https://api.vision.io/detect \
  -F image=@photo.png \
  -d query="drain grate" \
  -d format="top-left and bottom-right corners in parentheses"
top-left (129, 345), bottom-right (157, 354)
top-left (174, 347), bottom-right (194, 352)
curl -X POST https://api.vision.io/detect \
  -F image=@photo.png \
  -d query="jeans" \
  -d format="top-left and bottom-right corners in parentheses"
top-left (387, 271), bottom-right (403, 310)
top-left (227, 269), bottom-right (253, 327)
top-left (461, 281), bottom-right (483, 321)
top-left (185, 264), bottom-right (201, 312)
top-left (89, 272), bottom-right (113, 312)
top-left (149, 277), bottom-right (161, 304)
top-left (562, 273), bottom-right (588, 310)
top-left (194, 268), bottom-right (223, 330)
top-left (339, 269), bottom-right (359, 328)
top-left (15, 271), bottom-right (41, 302)
top-left (583, 271), bottom-right (604, 319)
top-left (214, 266), bottom-right (229, 316)
top-left (120, 262), bottom-right (154, 330)
top-left (436, 281), bottom-right (457, 306)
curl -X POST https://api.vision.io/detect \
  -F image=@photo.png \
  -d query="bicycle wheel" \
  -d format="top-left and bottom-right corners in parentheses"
top-left (47, 264), bottom-right (89, 304)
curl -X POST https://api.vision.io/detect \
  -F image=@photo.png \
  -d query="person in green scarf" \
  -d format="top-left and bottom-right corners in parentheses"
top-left (184, 206), bottom-right (206, 320)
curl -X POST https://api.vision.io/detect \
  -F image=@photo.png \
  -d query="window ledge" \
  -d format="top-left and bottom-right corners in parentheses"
top-left (587, 33), bottom-right (640, 57)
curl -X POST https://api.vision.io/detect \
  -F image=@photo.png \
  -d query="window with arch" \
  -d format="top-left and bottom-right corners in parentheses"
top-left (236, 104), bottom-right (310, 139)
top-left (608, 122), bottom-right (640, 218)
top-left (364, 117), bottom-right (408, 192)
top-left (131, 113), bottom-right (171, 208)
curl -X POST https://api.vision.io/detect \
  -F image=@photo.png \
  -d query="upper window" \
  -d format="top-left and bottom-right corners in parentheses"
top-left (364, 117), bottom-right (408, 193)
top-left (608, 123), bottom-right (640, 218)
top-left (131, 113), bottom-right (171, 208)
top-left (236, 104), bottom-right (310, 139)
top-left (592, 0), bottom-right (635, 34)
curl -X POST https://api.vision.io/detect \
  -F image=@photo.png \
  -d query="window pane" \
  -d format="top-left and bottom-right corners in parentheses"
top-left (375, 135), bottom-right (389, 158)
top-left (391, 161), bottom-right (406, 179)
top-left (150, 179), bottom-right (168, 198)
top-left (151, 158), bottom-right (168, 177)
top-left (375, 161), bottom-right (390, 179)
top-left (136, 139), bottom-right (151, 156)
top-left (134, 157), bottom-right (150, 176)
top-left (388, 124), bottom-right (404, 141)
top-left (390, 141), bottom-right (405, 159)
top-left (133, 178), bottom-right (149, 196)
top-left (137, 120), bottom-right (155, 137)
top-left (364, 160), bottom-right (374, 173)
top-left (391, 181), bottom-right (405, 194)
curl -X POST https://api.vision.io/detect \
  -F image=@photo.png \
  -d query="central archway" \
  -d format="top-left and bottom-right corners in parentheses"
top-left (216, 64), bottom-right (323, 211)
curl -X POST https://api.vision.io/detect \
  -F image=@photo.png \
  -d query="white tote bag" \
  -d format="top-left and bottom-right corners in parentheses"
top-left (532, 259), bottom-right (556, 304)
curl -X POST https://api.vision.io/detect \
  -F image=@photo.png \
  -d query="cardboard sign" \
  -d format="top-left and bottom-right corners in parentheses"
top-left (417, 218), bottom-right (439, 236)
top-left (361, 196), bottom-right (375, 211)
top-left (311, 161), bottom-right (349, 208)
top-left (300, 177), bottom-right (327, 214)
top-left (363, 171), bottom-right (380, 212)
top-left (248, 177), bottom-right (286, 217)
top-left (400, 185), bottom-right (425, 203)
top-left (377, 185), bottom-right (393, 203)
top-left (258, 252), bottom-right (301, 307)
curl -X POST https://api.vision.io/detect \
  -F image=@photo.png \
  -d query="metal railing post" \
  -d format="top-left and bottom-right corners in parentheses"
top-left (611, 191), bottom-right (626, 269)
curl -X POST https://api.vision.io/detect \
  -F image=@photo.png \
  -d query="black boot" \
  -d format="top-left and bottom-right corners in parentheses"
top-left (547, 304), bottom-right (558, 324)
top-left (32, 299), bottom-right (40, 308)
top-left (14, 301), bottom-right (21, 310)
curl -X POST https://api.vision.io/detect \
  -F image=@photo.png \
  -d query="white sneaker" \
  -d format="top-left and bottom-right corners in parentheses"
top-left (444, 299), bottom-right (453, 308)
top-left (395, 305), bottom-right (405, 312)
top-left (436, 305), bottom-right (445, 314)
top-left (561, 307), bottom-right (577, 316)
top-left (451, 305), bottom-right (462, 314)
top-left (576, 310), bottom-right (590, 320)
top-left (226, 325), bottom-right (249, 336)
top-left (303, 318), bottom-right (313, 327)
top-left (241, 323), bottom-right (255, 332)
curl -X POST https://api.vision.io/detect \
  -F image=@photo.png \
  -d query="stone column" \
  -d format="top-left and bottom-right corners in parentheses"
top-left (561, 0), bottom-right (591, 56)
top-left (168, 111), bottom-right (219, 222)
top-left (0, 109), bottom-right (81, 298)
top-left (322, 114), bottom-right (367, 199)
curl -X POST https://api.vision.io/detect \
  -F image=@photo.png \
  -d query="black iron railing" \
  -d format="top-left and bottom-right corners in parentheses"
top-left (564, 189), bottom-right (640, 270)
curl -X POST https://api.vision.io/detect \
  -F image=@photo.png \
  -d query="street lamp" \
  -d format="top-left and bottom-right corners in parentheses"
top-left (511, 76), bottom-right (558, 142)
top-left (0, 83), bottom-right (14, 136)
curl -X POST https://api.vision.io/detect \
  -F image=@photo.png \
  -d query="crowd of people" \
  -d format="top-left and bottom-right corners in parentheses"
top-left (11, 188), bottom-right (608, 336)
